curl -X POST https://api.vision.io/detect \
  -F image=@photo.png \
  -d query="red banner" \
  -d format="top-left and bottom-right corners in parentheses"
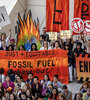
top-left (0, 49), bottom-right (69, 84)
top-left (74, 0), bottom-right (90, 35)
top-left (46, 0), bottom-right (69, 32)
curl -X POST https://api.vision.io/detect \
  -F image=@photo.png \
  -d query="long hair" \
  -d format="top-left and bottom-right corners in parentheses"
top-left (31, 43), bottom-right (38, 51)
top-left (43, 74), bottom-right (50, 82)
top-left (9, 93), bottom-right (16, 100)
top-left (0, 81), bottom-right (5, 97)
top-left (80, 81), bottom-right (90, 91)
top-left (53, 40), bottom-right (61, 48)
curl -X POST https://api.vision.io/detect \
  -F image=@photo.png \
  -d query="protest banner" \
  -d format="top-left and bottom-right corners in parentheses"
top-left (0, 49), bottom-right (69, 84)
top-left (76, 54), bottom-right (90, 82)
top-left (46, 0), bottom-right (69, 32)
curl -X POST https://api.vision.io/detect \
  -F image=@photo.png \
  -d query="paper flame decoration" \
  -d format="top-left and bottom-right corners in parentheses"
top-left (17, 10), bottom-right (41, 51)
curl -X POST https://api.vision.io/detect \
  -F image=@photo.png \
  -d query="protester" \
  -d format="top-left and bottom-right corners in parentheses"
top-left (0, 68), bottom-right (5, 83)
top-left (40, 41), bottom-right (48, 50)
top-left (31, 43), bottom-right (38, 51)
top-left (53, 75), bottom-right (62, 92)
top-left (0, 40), bottom-right (8, 50)
top-left (9, 93), bottom-right (16, 100)
top-left (26, 72), bottom-right (33, 85)
top-left (3, 75), bottom-right (14, 91)
top-left (0, 81), bottom-right (5, 99)
top-left (18, 45), bottom-right (26, 51)
top-left (62, 85), bottom-right (72, 100)
top-left (31, 76), bottom-right (42, 99)
top-left (42, 27), bottom-right (49, 41)
top-left (80, 81), bottom-right (90, 94)
top-left (53, 40), bottom-right (61, 49)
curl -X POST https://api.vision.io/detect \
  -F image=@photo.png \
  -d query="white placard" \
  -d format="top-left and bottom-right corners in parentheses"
top-left (49, 32), bottom-right (57, 40)
top-left (0, 6), bottom-right (11, 27)
top-left (60, 30), bottom-right (72, 39)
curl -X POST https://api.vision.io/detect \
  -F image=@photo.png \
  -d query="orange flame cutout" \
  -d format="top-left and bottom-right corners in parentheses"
top-left (17, 10), bottom-right (41, 50)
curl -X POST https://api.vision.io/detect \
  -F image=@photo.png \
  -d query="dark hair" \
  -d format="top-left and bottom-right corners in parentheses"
top-left (76, 42), bottom-right (82, 48)
top-left (9, 93), bottom-right (16, 100)
top-left (43, 74), bottom-right (50, 82)
top-left (7, 69), bottom-right (14, 75)
top-left (8, 45), bottom-right (14, 51)
top-left (50, 88), bottom-right (58, 99)
top-left (31, 43), bottom-right (38, 51)
top-left (18, 45), bottom-right (25, 50)
top-left (88, 39), bottom-right (90, 41)
top-left (0, 68), bottom-right (4, 74)
top-left (43, 27), bottom-right (46, 29)
top-left (19, 92), bottom-right (26, 99)
top-left (33, 76), bottom-right (39, 80)
top-left (54, 75), bottom-right (58, 79)
top-left (17, 75), bottom-right (23, 79)
top-left (1, 33), bottom-right (6, 40)
top-left (62, 85), bottom-right (68, 89)
top-left (28, 72), bottom-right (33, 76)
top-left (53, 41), bottom-right (61, 48)
top-left (6, 75), bottom-right (10, 78)
top-left (0, 81), bottom-right (5, 97)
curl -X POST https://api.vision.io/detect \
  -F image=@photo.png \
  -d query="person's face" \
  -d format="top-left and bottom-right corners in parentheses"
top-left (48, 84), bottom-right (52, 89)
top-left (59, 95), bottom-right (64, 100)
top-left (43, 29), bottom-right (46, 34)
top-left (1, 41), bottom-right (6, 47)
top-left (9, 46), bottom-right (12, 51)
top-left (23, 85), bottom-right (27, 91)
top-left (11, 41), bottom-right (15, 45)
top-left (26, 90), bottom-right (30, 96)
top-left (55, 42), bottom-right (59, 48)
top-left (15, 75), bottom-right (17, 79)
top-left (44, 41), bottom-right (48, 47)
top-left (53, 77), bottom-right (58, 82)
top-left (1, 34), bottom-right (6, 40)
top-left (66, 39), bottom-right (70, 43)
top-left (83, 84), bottom-right (87, 89)
top-left (17, 77), bottom-right (21, 82)
top-left (44, 75), bottom-right (48, 81)
top-left (34, 78), bottom-right (38, 84)
top-left (20, 46), bottom-right (24, 50)
top-left (52, 89), bottom-right (57, 95)
top-left (76, 94), bottom-right (81, 100)
top-left (28, 74), bottom-right (33, 80)
top-left (63, 89), bottom-right (68, 93)
top-left (32, 45), bottom-right (36, 50)
top-left (21, 94), bottom-right (26, 99)
top-left (6, 76), bottom-right (10, 82)
top-left (65, 45), bottom-right (69, 50)
top-left (0, 82), bottom-right (2, 88)
top-left (77, 45), bottom-right (80, 49)
top-left (10, 94), bottom-right (14, 100)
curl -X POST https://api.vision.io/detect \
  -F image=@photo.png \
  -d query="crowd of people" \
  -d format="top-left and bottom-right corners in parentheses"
top-left (0, 68), bottom-right (90, 100)
top-left (0, 27), bottom-right (90, 100)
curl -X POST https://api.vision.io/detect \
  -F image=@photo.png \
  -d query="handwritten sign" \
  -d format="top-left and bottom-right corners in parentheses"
top-left (60, 30), bottom-right (71, 39)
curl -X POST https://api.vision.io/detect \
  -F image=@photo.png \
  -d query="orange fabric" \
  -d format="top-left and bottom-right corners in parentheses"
top-left (76, 55), bottom-right (90, 81)
top-left (0, 49), bottom-right (69, 84)
top-left (73, 0), bottom-right (90, 35)
top-left (46, 0), bottom-right (69, 32)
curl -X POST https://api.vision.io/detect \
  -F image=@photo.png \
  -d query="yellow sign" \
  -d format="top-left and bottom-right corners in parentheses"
top-left (60, 30), bottom-right (71, 39)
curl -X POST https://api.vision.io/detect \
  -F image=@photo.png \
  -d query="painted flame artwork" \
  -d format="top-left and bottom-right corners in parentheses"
top-left (17, 10), bottom-right (41, 51)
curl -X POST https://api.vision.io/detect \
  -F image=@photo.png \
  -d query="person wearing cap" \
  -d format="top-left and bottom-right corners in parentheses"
top-left (62, 85), bottom-right (72, 100)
